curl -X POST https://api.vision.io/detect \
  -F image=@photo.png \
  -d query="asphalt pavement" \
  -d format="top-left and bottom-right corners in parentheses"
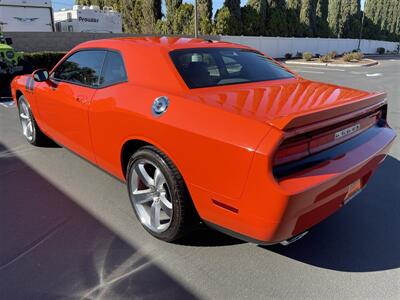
top-left (0, 58), bottom-right (399, 299)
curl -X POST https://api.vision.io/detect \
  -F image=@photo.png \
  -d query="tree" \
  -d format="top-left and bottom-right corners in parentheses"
top-left (214, 6), bottom-right (237, 35)
top-left (165, 0), bottom-right (182, 19)
top-left (327, 0), bottom-right (341, 37)
top-left (265, 4), bottom-right (289, 37)
top-left (287, 0), bottom-right (301, 12)
top-left (339, 0), bottom-right (361, 38)
top-left (75, 0), bottom-right (120, 9)
top-left (198, 0), bottom-right (213, 34)
top-left (315, 0), bottom-right (330, 37)
top-left (299, 0), bottom-right (317, 36)
top-left (172, 3), bottom-right (194, 35)
top-left (364, 0), bottom-right (400, 41)
top-left (241, 0), bottom-right (267, 35)
top-left (248, 0), bottom-right (267, 25)
top-left (241, 4), bottom-right (262, 35)
top-left (119, 0), bottom-right (141, 33)
top-left (141, 0), bottom-right (162, 34)
top-left (224, 0), bottom-right (242, 34)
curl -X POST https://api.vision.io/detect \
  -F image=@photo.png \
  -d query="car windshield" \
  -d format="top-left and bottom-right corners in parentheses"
top-left (170, 48), bottom-right (295, 89)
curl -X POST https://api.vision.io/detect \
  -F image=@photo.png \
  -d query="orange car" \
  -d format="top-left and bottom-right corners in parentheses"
top-left (11, 37), bottom-right (396, 245)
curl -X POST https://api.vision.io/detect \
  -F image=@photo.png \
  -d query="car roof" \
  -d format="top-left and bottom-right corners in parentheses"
top-left (70, 37), bottom-right (254, 93)
top-left (77, 36), bottom-right (250, 52)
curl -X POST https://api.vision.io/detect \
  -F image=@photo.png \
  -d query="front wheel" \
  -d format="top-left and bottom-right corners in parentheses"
top-left (18, 95), bottom-right (50, 146)
top-left (127, 146), bottom-right (197, 242)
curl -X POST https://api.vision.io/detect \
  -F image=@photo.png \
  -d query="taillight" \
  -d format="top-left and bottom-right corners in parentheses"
top-left (274, 110), bottom-right (382, 166)
top-left (274, 140), bottom-right (310, 165)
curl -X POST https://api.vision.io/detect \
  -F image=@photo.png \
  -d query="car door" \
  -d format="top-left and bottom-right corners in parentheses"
top-left (36, 50), bottom-right (107, 163)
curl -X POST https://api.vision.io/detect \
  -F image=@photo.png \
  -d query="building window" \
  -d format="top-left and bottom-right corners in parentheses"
top-left (67, 12), bottom-right (72, 22)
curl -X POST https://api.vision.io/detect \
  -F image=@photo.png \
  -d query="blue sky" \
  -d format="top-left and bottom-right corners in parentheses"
top-left (53, 0), bottom-right (366, 14)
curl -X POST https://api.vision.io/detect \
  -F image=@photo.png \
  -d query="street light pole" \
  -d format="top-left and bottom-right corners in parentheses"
top-left (357, 10), bottom-right (365, 51)
top-left (194, 0), bottom-right (198, 38)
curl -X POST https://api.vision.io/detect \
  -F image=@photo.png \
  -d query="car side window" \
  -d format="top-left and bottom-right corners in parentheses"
top-left (99, 51), bottom-right (127, 87)
top-left (53, 50), bottom-right (106, 87)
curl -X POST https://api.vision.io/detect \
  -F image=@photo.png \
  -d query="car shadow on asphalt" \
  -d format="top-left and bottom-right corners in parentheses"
top-left (263, 155), bottom-right (400, 272)
top-left (0, 143), bottom-right (197, 300)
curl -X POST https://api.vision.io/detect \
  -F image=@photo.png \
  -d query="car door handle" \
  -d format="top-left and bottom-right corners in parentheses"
top-left (75, 95), bottom-right (89, 104)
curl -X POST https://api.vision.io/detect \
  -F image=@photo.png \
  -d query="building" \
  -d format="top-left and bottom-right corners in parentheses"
top-left (0, 0), bottom-right (54, 32)
top-left (54, 5), bottom-right (122, 33)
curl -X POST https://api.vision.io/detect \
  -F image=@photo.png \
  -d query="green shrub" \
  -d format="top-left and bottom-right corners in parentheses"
top-left (327, 51), bottom-right (337, 59)
top-left (352, 51), bottom-right (364, 61)
top-left (302, 52), bottom-right (313, 61)
top-left (22, 52), bottom-right (66, 70)
top-left (295, 51), bottom-right (302, 58)
top-left (319, 54), bottom-right (331, 63)
top-left (377, 47), bottom-right (385, 55)
top-left (343, 52), bottom-right (354, 62)
top-left (284, 53), bottom-right (292, 59)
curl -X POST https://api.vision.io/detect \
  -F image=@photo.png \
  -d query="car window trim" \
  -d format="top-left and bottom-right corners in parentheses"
top-left (51, 47), bottom-right (128, 89)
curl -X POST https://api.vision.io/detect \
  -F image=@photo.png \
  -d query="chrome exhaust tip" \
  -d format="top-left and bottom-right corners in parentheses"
top-left (280, 231), bottom-right (309, 246)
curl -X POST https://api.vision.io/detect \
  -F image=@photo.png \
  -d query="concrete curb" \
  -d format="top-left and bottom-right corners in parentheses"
top-left (285, 59), bottom-right (378, 68)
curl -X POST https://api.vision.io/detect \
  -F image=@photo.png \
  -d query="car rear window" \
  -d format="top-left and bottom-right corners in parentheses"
top-left (170, 48), bottom-right (295, 89)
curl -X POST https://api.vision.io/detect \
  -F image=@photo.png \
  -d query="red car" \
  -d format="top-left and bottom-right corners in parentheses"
top-left (11, 37), bottom-right (396, 245)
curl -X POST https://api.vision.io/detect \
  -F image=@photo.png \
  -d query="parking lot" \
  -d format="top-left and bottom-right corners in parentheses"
top-left (0, 58), bottom-right (399, 299)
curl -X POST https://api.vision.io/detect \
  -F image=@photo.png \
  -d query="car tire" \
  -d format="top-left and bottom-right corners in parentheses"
top-left (127, 146), bottom-right (198, 242)
top-left (17, 95), bottom-right (50, 146)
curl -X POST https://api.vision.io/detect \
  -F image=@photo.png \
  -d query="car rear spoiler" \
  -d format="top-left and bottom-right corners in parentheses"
top-left (268, 92), bottom-right (387, 132)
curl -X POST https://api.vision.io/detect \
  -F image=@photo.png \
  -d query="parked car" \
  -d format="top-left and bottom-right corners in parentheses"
top-left (11, 37), bottom-right (396, 245)
top-left (0, 34), bottom-right (33, 96)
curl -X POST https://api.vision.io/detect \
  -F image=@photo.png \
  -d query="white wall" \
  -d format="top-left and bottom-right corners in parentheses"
top-left (221, 36), bottom-right (399, 58)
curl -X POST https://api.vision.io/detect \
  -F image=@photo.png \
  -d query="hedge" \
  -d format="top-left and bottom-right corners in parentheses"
top-left (22, 52), bottom-right (67, 70)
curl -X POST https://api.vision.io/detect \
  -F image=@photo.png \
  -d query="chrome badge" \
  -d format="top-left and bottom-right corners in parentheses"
top-left (152, 96), bottom-right (169, 117)
top-left (335, 124), bottom-right (361, 140)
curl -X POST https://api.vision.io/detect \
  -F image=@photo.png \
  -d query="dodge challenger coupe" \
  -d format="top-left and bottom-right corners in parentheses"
top-left (11, 37), bottom-right (396, 245)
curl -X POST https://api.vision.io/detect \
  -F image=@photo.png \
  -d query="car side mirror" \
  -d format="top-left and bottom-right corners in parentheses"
top-left (5, 38), bottom-right (12, 45)
top-left (33, 69), bottom-right (49, 82)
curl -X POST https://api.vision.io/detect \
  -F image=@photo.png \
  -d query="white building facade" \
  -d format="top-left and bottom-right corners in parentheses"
top-left (0, 0), bottom-right (54, 32)
top-left (54, 5), bottom-right (122, 33)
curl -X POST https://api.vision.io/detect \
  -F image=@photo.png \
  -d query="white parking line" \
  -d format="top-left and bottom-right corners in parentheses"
top-left (296, 66), bottom-right (346, 72)
top-left (295, 70), bottom-right (325, 74)
top-left (366, 73), bottom-right (383, 77)
top-left (0, 101), bottom-right (15, 108)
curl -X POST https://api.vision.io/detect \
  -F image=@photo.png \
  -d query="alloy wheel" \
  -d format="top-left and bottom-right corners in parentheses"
top-left (129, 159), bottom-right (173, 233)
top-left (19, 100), bottom-right (34, 141)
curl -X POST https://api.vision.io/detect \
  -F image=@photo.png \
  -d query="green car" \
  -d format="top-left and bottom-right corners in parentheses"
top-left (0, 34), bottom-right (33, 97)
top-left (0, 34), bottom-right (24, 75)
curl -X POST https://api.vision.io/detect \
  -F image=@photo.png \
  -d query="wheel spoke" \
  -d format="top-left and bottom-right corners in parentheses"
top-left (22, 124), bottom-right (27, 136)
top-left (20, 113), bottom-right (29, 120)
top-left (135, 163), bottom-right (154, 187)
top-left (150, 201), bottom-right (161, 229)
top-left (27, 121), bottom-right (33, 133)
top-left (159, 193), bottom-right (172, 217)
top-left (132, 189), bottom-right (154, 204)
top-left (22, 104), bottom-right (29, 116)
top-left (154, 168), bottom-right (166, 189)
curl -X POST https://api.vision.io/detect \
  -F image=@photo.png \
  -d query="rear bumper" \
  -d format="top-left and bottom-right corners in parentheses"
top-left (194, 125), bottom-right (396, 244)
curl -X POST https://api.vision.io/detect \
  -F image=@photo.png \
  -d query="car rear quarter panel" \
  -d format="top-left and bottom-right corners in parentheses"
top-left (89, 82), bottom-right (271, 202)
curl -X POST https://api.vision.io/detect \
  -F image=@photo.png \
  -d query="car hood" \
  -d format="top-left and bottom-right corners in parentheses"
top-left (184, 78), bottom-right (385, 130)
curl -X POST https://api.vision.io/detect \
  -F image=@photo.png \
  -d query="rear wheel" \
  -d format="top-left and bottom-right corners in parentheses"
top-left (18, 95), bottom-right (50, 146)
top-left (127, 146), bottom-right (197, 242)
